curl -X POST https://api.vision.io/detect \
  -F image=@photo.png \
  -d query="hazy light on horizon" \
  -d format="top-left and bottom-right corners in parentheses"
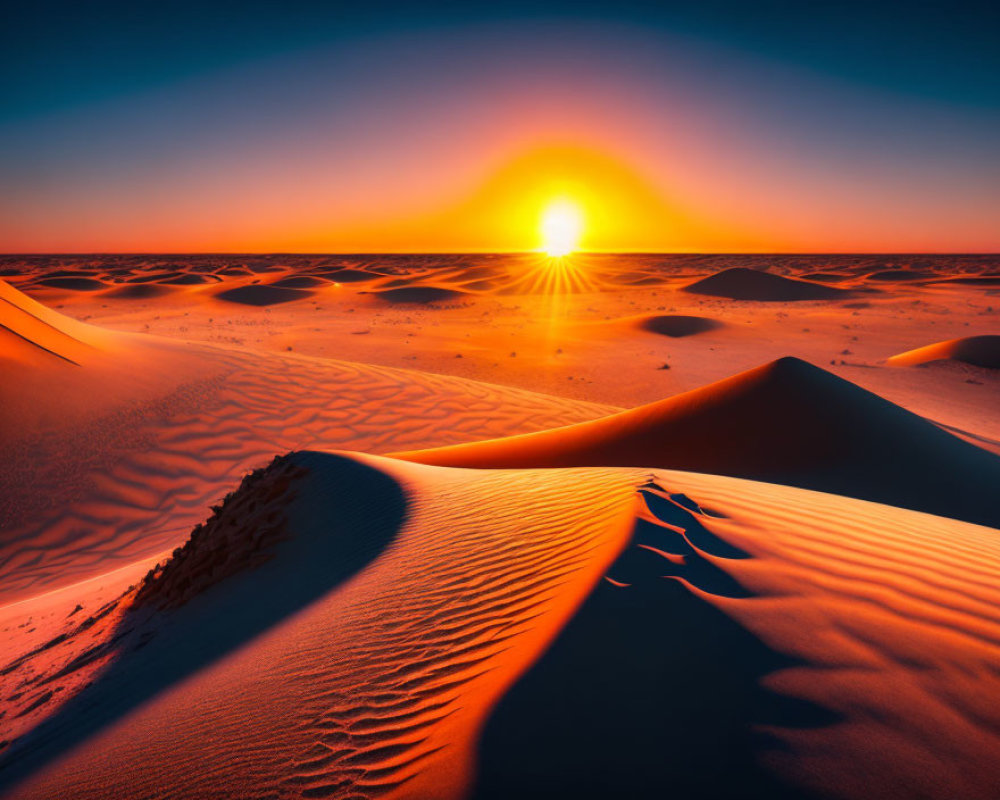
top-left (1, 18), bottom-right (997, 253)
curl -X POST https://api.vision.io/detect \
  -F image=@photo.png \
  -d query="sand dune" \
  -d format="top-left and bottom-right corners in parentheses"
top-left (374, 286), bottom-right (467, 304)
top-left (216, 284), bottom-right (315, 305)
top-left (313, 268), bottom-right (386, 283)
top-left (32, 277), bottom-right (107, 291)
top-left (0, 282), bottom-right (611, 602)
top-left (396, 356), bottom-right (1000, 528)
top-left (0, 280), bottom-right (104, 366)
top-left (865, 268), bottom-right (935, 282)
top-left (684, 267), bottom-right (851, 300)
top-left (104, 283), bottom-right (175, 299)
top-left (472, 467), bottom-right (1000, 800)
top-left (157, 273), bottom-right (220, 285)
top-left (2, 453), bottom-right (998, 799)
top-left (888, 335), bottom-right (1000, 369)
top-left (269, 275), bottom-right (332, 289)
top-left (123, 270), bottom-right (187, 284)
top-left (933, 275), bottom-right (1000, 286)
top-left (0, 279), bottom-right (219, 437)
top-left (638, 314), bottom-right (723, 337)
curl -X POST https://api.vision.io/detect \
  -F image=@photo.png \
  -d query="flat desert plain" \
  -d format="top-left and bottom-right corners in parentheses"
top-left (1, 254), bottom-right (999, 799)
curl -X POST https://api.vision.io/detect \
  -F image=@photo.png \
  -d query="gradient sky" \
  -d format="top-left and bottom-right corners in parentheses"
top-left (2, 0), bottom-right (998, 253)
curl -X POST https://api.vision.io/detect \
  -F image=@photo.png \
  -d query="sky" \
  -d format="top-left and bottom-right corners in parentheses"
top-left (1, 0), bottom-right (998, 253)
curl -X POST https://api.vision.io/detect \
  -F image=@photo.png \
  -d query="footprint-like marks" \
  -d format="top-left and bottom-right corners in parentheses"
top-left (470, 474), bottom-right (839, 800)
top-left (605, 478), bottom-right (751, 598)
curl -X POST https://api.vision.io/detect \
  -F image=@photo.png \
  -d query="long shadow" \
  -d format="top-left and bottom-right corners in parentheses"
top-left (471, 481), bottom-right (840, 800)
top-left (0, 451), bottom-right (408, 793)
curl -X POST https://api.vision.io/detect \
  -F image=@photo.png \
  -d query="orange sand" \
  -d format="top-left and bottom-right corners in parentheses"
top-left (1, 253), bottom-right (998, 799)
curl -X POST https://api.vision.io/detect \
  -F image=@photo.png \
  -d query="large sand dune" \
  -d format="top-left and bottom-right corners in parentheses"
top-left (397, 356), bottom-right (1000, 528)
top-left (2, 453), bottom-right (998, 799)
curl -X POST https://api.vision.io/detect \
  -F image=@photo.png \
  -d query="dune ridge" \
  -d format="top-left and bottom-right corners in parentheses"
top-left (0, 280), bottom-right (105, 365)
top-left (1, 453), bottom-right (641, 799)
top-left (888, 335), bottom-right (1000, 369)
top-left (396, 356), bottom-right (1000, 528)
top-left (3, 454), bottom-right (999, 799)
top-left (0, 284), bottom-right (614, 603)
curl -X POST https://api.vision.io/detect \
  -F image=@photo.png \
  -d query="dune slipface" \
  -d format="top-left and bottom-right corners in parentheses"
top-left (2, 454), bottom-right (998, 800)
top-left (317, 268), bottom-right (383, 282)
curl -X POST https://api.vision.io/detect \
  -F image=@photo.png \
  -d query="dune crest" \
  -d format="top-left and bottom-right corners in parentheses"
top-left (396, 356), bottom-right (1000, 528)
top-left (0, 280), bottom-right (107, 365)
top-left (888, 335), bottom-right (1000, 369)
top-left (0, 453), bottom-right (640, 799)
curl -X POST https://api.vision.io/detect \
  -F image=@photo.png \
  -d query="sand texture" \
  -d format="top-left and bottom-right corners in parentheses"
top-left (1, 253), bottom-right (998, 798)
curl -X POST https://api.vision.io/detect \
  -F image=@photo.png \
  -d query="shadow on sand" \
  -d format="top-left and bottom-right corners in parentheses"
top-left (471, 479), bottom-right (840, 800)
top-left (0, 451), bottom-right (408, 793)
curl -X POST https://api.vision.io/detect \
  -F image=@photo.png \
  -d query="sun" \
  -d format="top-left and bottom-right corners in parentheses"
top-left (540, 199), bottom-right (584, 257)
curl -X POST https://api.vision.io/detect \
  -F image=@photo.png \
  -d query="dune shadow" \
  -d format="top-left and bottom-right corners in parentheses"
top-left (33, 277), bottom-right (107, 291)
top-left (216, 284), bottom-right (312, 305)
top-left (470, 479), bottom-right (839, 800)
top-left (373, 286), bottom-right (465, 304)
top-left (104, 283), bottom-right (174, 299)
top-left (0, 451), bottom-right (408, 792)
top-left (640, 315), bottom-right (723, 338)
top-left (683, 267), bottom-right (850, 301)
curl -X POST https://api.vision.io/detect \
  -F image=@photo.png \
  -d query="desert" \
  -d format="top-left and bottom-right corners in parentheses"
top-left (1, 253), bottom-right (998, 798)
top-left (3, 1), bottom-right (999, 796)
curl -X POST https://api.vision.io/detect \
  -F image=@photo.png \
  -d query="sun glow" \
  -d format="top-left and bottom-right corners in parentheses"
top-left (540, 199), bottom-right (584, 257)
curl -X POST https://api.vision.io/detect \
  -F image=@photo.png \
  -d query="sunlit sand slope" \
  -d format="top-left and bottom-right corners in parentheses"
top-left (0, 453), bottom-right (640, 799)
top-left (888, 334), bottom-right (1000, 369)
top-left (0, 282), bottom-right (612, 603)
top-left (396, 356), bottom-right (1000, 528)
top-left (472, 469), bottom-right (1000, 800)
top-left (0, 279), bottom-right (103, 365)
top-left (2, 454), bottom-right (998, 799)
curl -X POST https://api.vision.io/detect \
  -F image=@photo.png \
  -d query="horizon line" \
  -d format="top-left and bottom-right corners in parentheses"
top-left (1, 250), bottom-right (998, 257)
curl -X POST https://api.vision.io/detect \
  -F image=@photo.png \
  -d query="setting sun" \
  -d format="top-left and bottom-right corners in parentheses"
top-left (540, 199), bottom-right (584, 257)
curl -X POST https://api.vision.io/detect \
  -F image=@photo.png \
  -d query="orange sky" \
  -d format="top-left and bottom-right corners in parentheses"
top-left (1, 24), bottom-right (997, 253)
